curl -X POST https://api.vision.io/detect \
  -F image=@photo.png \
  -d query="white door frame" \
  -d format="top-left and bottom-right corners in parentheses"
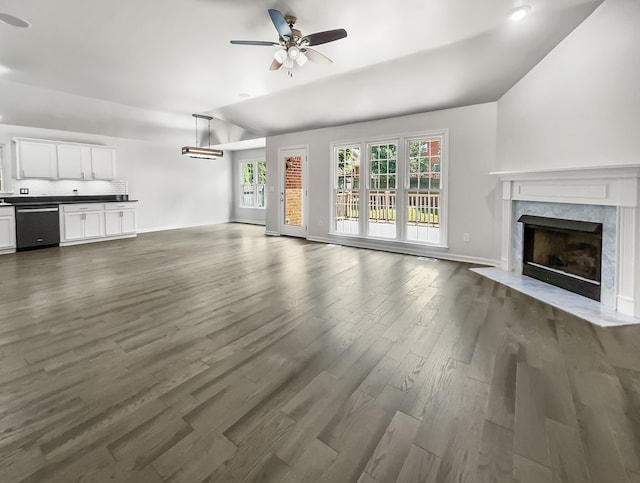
top-left (278, 145), bottom-right (308, 238)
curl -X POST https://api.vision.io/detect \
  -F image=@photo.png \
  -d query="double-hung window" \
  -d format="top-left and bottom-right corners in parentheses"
top-left (331, 131), bottom-right (446, 246)
top-left (334, 146), bottom-right (361, 234)
top-left (406, 136), bottom-right (442, 243)
top-left (240, 160), bottom-right (266, 208)
top-left (367, 142), bottom-right (398, 238)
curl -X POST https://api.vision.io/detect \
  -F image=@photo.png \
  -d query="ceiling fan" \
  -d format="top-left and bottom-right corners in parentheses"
top-left (230, 9), bottom-right (347, 74)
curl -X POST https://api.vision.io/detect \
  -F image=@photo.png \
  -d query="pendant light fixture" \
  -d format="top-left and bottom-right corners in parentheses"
top-left (182, 114), bottom-right (224, 159)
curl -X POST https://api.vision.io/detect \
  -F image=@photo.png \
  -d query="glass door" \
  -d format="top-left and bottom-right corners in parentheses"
top-left (280, 147), bottom-right (307, 237)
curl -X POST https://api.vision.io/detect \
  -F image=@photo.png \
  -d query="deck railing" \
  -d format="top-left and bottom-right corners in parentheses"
top-left (336, 191), bottom-right (440, 226)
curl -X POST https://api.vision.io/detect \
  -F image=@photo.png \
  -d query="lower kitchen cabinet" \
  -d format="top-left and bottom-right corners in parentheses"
top-left (62, 205), bottom-right (105, 242)
top-left (0, 207), bottom-right (16, 252)
top-left (104, 202), bottom-right (136, 236)
top-left (60, 202), bottom-right (136, 246)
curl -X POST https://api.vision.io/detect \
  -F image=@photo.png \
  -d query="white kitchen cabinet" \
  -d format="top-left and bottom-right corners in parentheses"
top-left (61, 204), bottom-right (105, 242)
top-left (0, 207), bottom-right (16, 252)
top-left (57, 144), bottom-right (90, 180)
top-left (16, 140), bottom-right (57, 179)
top-left (90, 147), bottom-right (116, 180)
top-left (60, 202), bottom-right (136, 246)
top-left (104, 202), bottom-right (136, 236)
top-left (13, 138), bottom-right (116, 181)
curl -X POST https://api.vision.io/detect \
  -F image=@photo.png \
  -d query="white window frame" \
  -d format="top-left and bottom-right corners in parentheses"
top-left (239, 159), bottom-right (266, 209)
top-left (329, 130), bottom-right (448, 248)
top-left (331, 143), bottom-right (363, 236)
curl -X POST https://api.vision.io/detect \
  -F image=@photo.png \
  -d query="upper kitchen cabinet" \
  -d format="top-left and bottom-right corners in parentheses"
top-left (57, 144), bottom-right (90, 180)
top-left (90, 147), bottom-right (116, 180)
top-left (13, 138), bottom-right (117, 181)
top-left (16, 139), bottom-right (57, 179)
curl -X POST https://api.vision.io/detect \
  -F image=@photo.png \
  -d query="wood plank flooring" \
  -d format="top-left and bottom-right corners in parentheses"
top-left (1, 223), bottom-right (639, 482)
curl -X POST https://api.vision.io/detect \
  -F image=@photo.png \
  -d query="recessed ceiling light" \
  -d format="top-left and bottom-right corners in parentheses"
top-left (0, 64), bottom-right (9, 75)
top-left (0, 12), bottom-right (31, 28)
top-left (509, 5), bottom-right (531, 22)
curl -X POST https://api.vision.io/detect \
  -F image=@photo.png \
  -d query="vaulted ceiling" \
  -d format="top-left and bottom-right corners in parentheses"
top-left (0, 0), bottom-right (603, 148)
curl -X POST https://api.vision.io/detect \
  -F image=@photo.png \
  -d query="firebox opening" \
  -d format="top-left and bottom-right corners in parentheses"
top-left (518, 215), bottom-right (603, 301)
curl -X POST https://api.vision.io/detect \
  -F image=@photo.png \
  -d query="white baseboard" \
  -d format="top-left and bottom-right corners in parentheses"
top-left (306, 235), bottom-right (498, 266)
top-left (137, 220), bottom-right (231, 234)
top-left (231, 219), bottom-right (266, 226)
top-left (60, 234), bottom-right (136, 247)
top-left (265, 230), bottom-right (280, 237)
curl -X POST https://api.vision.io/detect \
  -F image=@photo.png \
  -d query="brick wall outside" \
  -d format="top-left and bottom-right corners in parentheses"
top-left (285, 156), bottom-right (302, 226)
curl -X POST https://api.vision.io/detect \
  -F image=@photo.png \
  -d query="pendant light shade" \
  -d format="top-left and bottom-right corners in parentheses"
top-left (182, 114), bottom-right (223, 159)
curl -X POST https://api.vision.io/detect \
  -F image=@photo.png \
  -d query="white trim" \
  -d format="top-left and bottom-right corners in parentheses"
top-left (137, 219), bottom-right (230, 234)
top-left (307, 235), bottom-right (497, 266)
top-left (60, 233), bottom-right (136, 246)
top-left (231, 218), bottom-right (266, 226)
top-left (265, 230), bottom-right (280, 236)
top-left (329, 129), bottom-right (449, 247)
top-left (495, 165), bottom-right (640, 317)
top-left (238, 159), bottom-right (267, 209)
top-left (278, 145), bottom-right (308, 238)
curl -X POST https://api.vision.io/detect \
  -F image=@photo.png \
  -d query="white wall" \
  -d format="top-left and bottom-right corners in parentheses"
top-left (497, 0), bottom-right (640, 170)
top-left (266, 103), bottom-right (500, 265)
top-left (0, 124), bottom-right (232, 232)
top-left (231, 148), bottom-right (266, 226)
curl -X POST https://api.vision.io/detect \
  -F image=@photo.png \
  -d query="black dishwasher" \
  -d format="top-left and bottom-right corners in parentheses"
top-left (15, 204), bottom-right (60, 251)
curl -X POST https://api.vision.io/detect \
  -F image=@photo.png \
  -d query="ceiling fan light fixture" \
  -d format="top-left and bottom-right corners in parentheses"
top-left (288, 46), bottom-right (300, 60)
top-left (181, 114), bottom-right (223, 160)
top-left (283, 58), bottom-right (294, 69)
top-left (274, 49), bottom-right (287, 63)
top-left (296, 53), bottom-right (308, 66)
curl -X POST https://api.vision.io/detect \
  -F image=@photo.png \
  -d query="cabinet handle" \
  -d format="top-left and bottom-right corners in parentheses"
top-left (81, 171), bottom-right (85, 179)
top-left (79, 207), bottom-right (88, 210)
top-left (92, 172), bottom-right (96, 179)
top-left (20, 169), bottom-right (25, 178)
top-left (82, 213), bottom-right (86, 220)
top-left (120, 211), bottom-right (123, 217)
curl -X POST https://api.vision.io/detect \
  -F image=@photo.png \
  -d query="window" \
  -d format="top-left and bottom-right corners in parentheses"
top-left (406, 136), bottom-right (441, 243)
top-left (334, 146), bottom-right (360, 234)
top-left (368, 142), bottom-right (397, 238)
top-left (240, 160), bottom-right (266, 208)
top-left (331, 131), bottom-right (446, 246)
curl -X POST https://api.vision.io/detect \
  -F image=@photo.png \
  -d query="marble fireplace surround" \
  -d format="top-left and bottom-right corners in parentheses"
top-left (479, 165), bottom-right (640, 326)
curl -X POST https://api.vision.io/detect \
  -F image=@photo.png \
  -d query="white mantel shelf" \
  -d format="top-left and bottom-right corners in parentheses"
top-left (491, 164), bottom-right (640, 179)
top-left (492, 164), bottom-right (640, 322)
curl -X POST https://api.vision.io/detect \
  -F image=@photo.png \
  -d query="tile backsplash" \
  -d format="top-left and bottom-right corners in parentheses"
top-left (10, 179), bottom-right (128, 196)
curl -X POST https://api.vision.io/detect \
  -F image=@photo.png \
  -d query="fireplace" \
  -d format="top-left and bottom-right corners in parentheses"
top-left (518, 215), bottom-right (602, 301)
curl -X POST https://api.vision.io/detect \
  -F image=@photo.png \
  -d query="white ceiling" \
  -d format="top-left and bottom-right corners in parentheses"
top-left (0, 0), bottom-right (603, 149)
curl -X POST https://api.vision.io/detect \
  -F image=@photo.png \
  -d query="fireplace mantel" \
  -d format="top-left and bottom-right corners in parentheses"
top-left (493, 164), bottom-right (640, 318)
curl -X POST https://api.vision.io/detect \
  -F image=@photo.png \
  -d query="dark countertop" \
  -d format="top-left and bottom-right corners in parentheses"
top-left (2, 195), bottom-right (136, 206)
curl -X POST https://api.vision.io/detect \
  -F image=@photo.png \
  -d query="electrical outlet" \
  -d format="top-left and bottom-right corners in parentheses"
top-left (20, 188), bottom-right (29, 195)
top-left (463, 232), bottom-right (470, 243)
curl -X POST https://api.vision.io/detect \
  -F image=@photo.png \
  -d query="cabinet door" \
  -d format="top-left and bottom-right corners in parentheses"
top-left (91, 147), bottom-right (116, 180)
top-left (104, 211), bottom-right (122, 236)
top-left (57, 145), bottom-right (88, 179)
top-left (83, 212), bottom-right (105, 239)
top-left (62, 213), bottom-right (84, 241)
top-left (18, 141), bottom-right (57, 179)
top-left (0, 216), bottom-right (16, 249)
top-left (121, 210), bottom-right (136, 234)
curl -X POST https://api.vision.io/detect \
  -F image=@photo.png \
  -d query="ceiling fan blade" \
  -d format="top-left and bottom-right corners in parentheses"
top-left (0, 12), bottom-right (30, 28)
top-left (302, 48), bottom-right (332, 65)
top-left (270, 59), bottom-right (283, 71)
top-left (268, 9), bottom-right (292, 40)
top-left (230, 40), bottom-right (279, 46)
top-left (301, 28), bottom-right (347, 46)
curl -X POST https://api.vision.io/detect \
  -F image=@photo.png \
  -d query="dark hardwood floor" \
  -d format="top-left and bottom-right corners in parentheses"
top-left (0, 223), bottom-right (639, 482)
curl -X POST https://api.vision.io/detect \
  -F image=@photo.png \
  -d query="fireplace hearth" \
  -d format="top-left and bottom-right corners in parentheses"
top-left (518, 215), bottom-right (602, 301)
